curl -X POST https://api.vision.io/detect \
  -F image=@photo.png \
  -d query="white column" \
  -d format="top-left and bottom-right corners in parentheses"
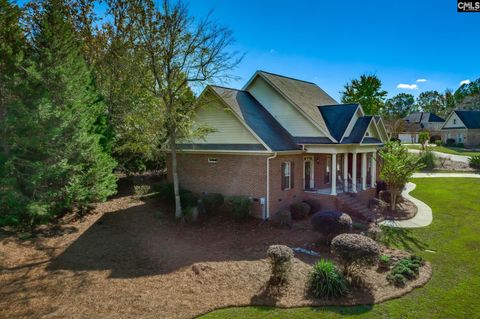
top-left (343, 153), bottom-right (348, 191)
top-left (331, 153), bottom-right (337, 195)
top-left (361, 152), bottom-right (367, 190)
top-left (371, 152), bottom-right (377, 187)
top-left (351, 152), bottom-right (357, 193)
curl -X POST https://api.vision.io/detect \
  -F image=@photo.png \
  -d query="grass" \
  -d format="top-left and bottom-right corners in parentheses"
top-left (201, 178), bottom-right (480, 318)
top-left (407, 144), bottom-right (480, 157)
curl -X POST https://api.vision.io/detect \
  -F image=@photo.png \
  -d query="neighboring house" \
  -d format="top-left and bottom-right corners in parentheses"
top-left (398, 112), bottom-right (445, 143)
top-left (167, 71), bottom-right (389, 220)
top-left (441, 110), bottom-right (480, 147)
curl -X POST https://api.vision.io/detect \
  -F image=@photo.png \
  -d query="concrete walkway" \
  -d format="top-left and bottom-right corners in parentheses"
top-left (408, 148), bottom-right (470, 163)
top-left (379, 182), bottom-right (433, 229)
top-left (412, 172), bottom-right (480, 178)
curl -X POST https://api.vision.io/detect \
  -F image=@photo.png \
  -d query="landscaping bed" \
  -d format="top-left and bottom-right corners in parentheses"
top-left (0, 190), bottom-right (432, 319)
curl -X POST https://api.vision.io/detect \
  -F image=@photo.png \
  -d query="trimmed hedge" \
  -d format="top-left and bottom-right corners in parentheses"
top-left (272, 210), bottom-right (292, 227)
top-left (226, 196), bottom-right (251, 220)
top-left (331, 233), bottom-right (380, 272)
top-left (202, 193), bottom-right (224, 215)
top-left (267, 245), bottom-right (294, 284)
top-left (311, 211), bottom-right (352, 242)
top-left (290, 202), bottom-right (311, 220)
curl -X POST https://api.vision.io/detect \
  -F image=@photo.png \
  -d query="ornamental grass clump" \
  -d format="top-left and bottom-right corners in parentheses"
top-left (267, 245), bottom-right (294, 285)
top-left (331, 233), bottom-right (380, 276)
top-left (310, 259), bottom-right (348, 299)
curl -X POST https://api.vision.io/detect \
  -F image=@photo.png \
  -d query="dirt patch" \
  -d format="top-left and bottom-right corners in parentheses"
top-left (0, 195), bottom-right (431, 319)
top-left (382, 197), bottom-right (418, 221)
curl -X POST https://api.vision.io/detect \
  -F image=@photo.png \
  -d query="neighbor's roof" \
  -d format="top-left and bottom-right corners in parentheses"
top-left (454, 110), bottom-right (480, 129)
top-left (319, 104), bottom-right (358, 141)
top-left (251, 71), bottom-right (338, 139)
top-left (210, 86), bottom-right (300, 151)
top-left (342, 116), bottom-right (373, 144)
top-left (404, 112), bottom-right (445, 123)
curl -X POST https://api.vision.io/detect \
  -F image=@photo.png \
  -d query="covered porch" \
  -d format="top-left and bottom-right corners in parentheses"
top-left (302, 145), bottom-right (380, 196)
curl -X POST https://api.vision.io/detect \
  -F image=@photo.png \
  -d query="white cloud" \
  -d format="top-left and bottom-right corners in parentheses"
top-left (416, 79), bottom-right (427, 82)
top-left (397, 83), bottom-right (418, 90)
top-left (460, 79), bottom-right (471, 86)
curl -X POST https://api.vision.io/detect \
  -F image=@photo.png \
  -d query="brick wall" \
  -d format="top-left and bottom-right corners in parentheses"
top-left (442, 129), bottom-right (480, 147)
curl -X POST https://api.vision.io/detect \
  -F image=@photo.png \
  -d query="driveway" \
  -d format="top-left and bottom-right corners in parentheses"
top-left (408, 148), bottom-right (470, 163)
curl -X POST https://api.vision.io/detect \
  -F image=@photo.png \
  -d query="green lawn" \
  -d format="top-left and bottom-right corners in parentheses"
top-left (407, 145), bottom-right (480, 157)
top-left (201, 178), bottom-right (480, 319)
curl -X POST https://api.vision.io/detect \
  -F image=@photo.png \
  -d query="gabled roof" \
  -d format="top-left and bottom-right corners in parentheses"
top-left (404, 112), bottom-right (445, 124)
top-left (454, 110), bottom-right (480, 129)
top-left (210, 86), bottom-right (300, 151)
top-left (342, 116), bottom-right (373, 144)
top-left (244, 71), bottom-right (338, 141)
top-left (319, 104), bottom-right (359, 141)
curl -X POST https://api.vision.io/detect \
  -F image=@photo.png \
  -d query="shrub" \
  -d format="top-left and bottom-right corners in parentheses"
top-left (225, 196), bottom-right (251, 220)
top-left (469, 155), bottom-right (480, 170)
top-left (455, 143), bottom-right (465, 148)
top-left (331, 233), bottom-right (380, 273)
top-left (310, 259), bottom-right (349, 299)
top-left (202, 193), bottom-right (224, 215)
top-left (387, 255), bottom-right (425, 286)
top-left (267, 245), bottom-right (294, 284)
top-left (379, 254), bottom-right (391, 266)
top-left (434, 140), bottom-right (443, 146)
top-left (311, 211), bottom-right (352, 242)
top-left (418, 131), bottom-right (430, 146)
top-left (157, 181), bottom-right (190, 204)
top-left (418, 150), bottom-right (436, 169)
top-left (182, 206), bottom-right (199, 224)
top-left (272, 210), bottom-right (292, 227)
top-left (133, 185), bottom-right (152, 197)
top-left (446, 138), bottom-right (455, 145)
top-left (290, 202), bottom-right (311, 220)
top-left (180, 191), bottom-right (199, 208)
top-left (366, 224), bottom-right (383, 241)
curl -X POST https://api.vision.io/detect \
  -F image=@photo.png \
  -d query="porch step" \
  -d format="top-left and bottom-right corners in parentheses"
top-left (338, 193), bottom-right (376, 222)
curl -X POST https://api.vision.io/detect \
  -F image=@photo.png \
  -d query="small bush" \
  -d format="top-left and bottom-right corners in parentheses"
top-left (182, 206), bottom-right (199, 224)
top-left (180, 191), bottom-right (199, 208)
top-left (331, 233), bottom-right (380, 273)
top-left (379, 254), bottom-right (391, 266)
top-left (366, 224), bottom-right (383, 241)
top-left (310, 259), bottom-right (348, 299)
top-left (469, 155), bottom-right (480, 170)
top-left (272, 210), bottom-right (292, 227)
top-left (387, 255), bottom-right (425, 286)
top-left (455, 143), bottom-right (465, 148)
top-left (418, 150), bottom-right (436, 169)
top-left (225, 196), bottom-right (251, 220)
top-left (311, 211), bottom-right (352, 243)
top-left (418, 131), bottom-right (430, 146)
top-left (290, 202), bottom-right (311, 220)
top-left (202, 193), bottom-right (224, 215)
top-left (446, 138), bottom-right (455, 145)
top-left (133, 185), bottom-right (152, 196)
top-left (434, 140), bottom-right (443, 146)
top-left (267, 245), bottom-right (294, 285)
top-left (157, 181), bottom-right (190, 204)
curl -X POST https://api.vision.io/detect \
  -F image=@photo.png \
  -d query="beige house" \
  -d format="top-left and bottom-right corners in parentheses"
top-left (441, 110), bottom-right (480, 147)
top-left (167, 71), bottom-right (389, 221)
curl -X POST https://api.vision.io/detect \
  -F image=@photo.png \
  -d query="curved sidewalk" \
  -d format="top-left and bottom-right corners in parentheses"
top-left (379, 182), bottom-right (432, 229)
top-left (408, 148), bottom-right (470, 164)
top-left (412, 172), bottom-right (480, 178)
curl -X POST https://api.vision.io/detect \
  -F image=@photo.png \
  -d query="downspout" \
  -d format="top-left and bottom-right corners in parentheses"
top-left (265, 152), bottom-right (278, 220)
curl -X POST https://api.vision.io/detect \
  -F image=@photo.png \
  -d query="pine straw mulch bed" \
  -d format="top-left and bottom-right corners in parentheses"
top-left (0, 195), bottom-right (431, 319)
top-left (381, 197), bottom-right (418, 221)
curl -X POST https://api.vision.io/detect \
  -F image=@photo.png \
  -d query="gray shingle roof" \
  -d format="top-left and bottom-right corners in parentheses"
top-left (210, 86), bottom-right (300, 151)
top-left (256, 71), bottom-right (338, 139)
top-left (319, 104), bottom-right (358, 141)
top-left (342, 116), bottom-right (373, 144)
top-left (454, 110), bottom-right (480, 129)
top-left (404, 112), bottom-right (445, 124)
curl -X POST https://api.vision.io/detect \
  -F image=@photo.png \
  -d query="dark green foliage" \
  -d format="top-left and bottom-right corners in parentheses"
top-left (156, 181), bottom-right (192, 205)
top-left (267, 245), bottom-right (294, 285)
top-left (290, 202), bottom-right (311, 220)
top-left (340, 74), bottom-right (387, 115)
top-left (469, 155), bottom-right (480, 170)
top-left (418, 132), bottom-right (430, 145)
top-left (226, 196), bottom-right (251, 220)
top-left (181, 191), bottom-right (199, 208)
top-left (272, 210), bottom-right (292, 227)
top-left (310, 259), bottom-right (349, 299)
top-left (418, 150), bottom-right (436, 169)
top-left (331, 233), bottom-right (380, 273)
top-left (0, 0), bottom-right (117, 228)
top-left (446, 138), bottom-right (455, 145)
top-left (311, 211), bottom-right (352, 242)
top-left (387, 255), bottom-right (425, 286)
top-left (202, 193), bottom-right (224, 215)
top-left (435, 140), bottom-right (443, 146)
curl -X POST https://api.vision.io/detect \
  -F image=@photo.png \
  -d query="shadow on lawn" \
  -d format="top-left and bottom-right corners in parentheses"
top-left (47, 199), bottom-right (319, 278)
top-left (379, 226), bottom-right (429, 252)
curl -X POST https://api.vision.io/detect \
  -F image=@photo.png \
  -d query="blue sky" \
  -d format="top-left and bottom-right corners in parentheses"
top-left (187, 0), bottom-right (480, 100)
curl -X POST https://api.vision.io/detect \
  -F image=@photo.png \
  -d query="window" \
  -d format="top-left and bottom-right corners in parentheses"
top-left (453, 119), bottom-right (457, 125)
top-left (207, 158), bottom-right (217, 164)
top-left (281, 162), bottom-right (294, 190)
top-left (324, 155), bottom-right (331, 184)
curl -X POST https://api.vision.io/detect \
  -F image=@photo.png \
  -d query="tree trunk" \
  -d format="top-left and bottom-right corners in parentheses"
top-left (390, 191), bottom-right (398, 212)
top-left (170, 133), bottom-right (182, 219)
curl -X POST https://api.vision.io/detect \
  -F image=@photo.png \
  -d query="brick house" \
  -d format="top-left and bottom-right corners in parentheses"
top-left (441, 110), bottom-right (480, 147)
top-left (398, 112), bottom-right (445, 143)
top-left (167, 71), bottom-right (389, 220)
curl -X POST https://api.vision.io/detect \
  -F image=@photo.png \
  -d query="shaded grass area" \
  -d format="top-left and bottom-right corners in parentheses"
top-left (201, 178), bottom-right (480, 318)
top-left (407, 145), bottom-right (480, 157)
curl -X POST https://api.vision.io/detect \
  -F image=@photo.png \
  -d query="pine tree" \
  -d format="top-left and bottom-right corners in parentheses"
top-left (1, 0), bottom-right (117, 227)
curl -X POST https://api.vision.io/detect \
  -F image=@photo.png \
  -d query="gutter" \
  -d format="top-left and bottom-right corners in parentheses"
top-left (265, 152), bottom-right (278, 220)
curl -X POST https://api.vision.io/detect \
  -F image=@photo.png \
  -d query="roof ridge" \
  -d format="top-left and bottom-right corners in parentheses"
top-left (209, 84), bottom-right (244, 91)
top-left (258, 70), bottom-right (317, 85)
